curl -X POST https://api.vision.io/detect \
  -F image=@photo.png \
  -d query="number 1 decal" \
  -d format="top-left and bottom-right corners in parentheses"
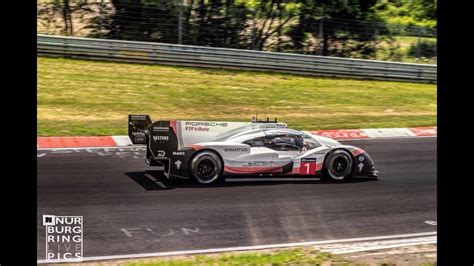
top-left (304, 163), bottom-right (310, 174)
top-left (300, 158), bottom-right (317, 175)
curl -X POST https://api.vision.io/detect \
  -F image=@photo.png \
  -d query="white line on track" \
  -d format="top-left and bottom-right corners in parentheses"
top-left (327, 240), bottom-right (437, 254)
top-left (315, 235), bottom-right (436, 254)
top-left (37, 231), bottom-right (436, 264)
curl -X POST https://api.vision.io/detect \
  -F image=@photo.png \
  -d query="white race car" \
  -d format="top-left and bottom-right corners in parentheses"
top-left (128, 115), bottom-right (378, 184)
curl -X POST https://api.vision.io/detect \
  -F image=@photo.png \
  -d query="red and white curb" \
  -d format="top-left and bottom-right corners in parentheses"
top-left (37, 126), bottom-right (436, 149)
top-left (306, 126), bottom-right (436, 140)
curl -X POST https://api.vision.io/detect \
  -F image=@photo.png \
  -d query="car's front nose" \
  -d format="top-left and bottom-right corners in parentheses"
top-left (352, 150), bottom-right (379, 178)
top-left (367, 167), bottom-right (379, 178)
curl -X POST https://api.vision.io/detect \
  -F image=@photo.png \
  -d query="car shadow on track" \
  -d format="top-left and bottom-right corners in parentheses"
top-left (125, 171), bottom-right (377, 191)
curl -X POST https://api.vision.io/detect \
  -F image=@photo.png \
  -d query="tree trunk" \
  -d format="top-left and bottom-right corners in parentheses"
top-left (62, 0), bottom-right (73, 36)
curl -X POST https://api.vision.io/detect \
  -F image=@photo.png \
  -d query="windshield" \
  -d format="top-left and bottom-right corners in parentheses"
top-left (302, 134), bottom-right (321, 150)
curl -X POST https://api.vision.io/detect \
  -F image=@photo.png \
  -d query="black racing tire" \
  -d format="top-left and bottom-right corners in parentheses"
top-left (324, 149), bottom-right (354, 181)
top-left (189, 150), bottom-right (223, 184)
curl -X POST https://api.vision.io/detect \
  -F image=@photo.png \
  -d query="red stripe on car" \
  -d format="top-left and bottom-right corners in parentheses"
top-left (170, 120), bottom-right (177, 133)
top-left (351, 148), bottom-right (364, 157)
top-left (192, 144), bottom-right (203, 150)
top-left (224, 166), bottom-right (283, 174)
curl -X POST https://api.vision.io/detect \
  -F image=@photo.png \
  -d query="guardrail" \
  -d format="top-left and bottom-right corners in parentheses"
top-left (37, 34), bottom-right (436, 83)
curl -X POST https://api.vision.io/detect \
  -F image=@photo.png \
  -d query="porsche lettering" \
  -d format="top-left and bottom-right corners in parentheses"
top-left (185, 122), bottom-right (228, 127)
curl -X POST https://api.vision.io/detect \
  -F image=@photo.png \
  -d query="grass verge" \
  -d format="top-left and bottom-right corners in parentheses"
top-left (56, 248), bottom-right (347, 265)
top-left (38, 57), bottom-right (436, 136)
top-left (55, 246), bottom-right (437, 266)
top-left (123, 248), bottom-right (343, 265)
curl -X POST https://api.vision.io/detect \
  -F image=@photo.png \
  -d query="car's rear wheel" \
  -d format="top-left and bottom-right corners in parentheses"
top-left (190, 151), bottom-right (223, 184)
top-left (324, 149), bottom-right (353, 181)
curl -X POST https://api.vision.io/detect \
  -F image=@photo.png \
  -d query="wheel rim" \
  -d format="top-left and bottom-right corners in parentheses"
top-left (193, 156), bottom-right (221, 184)
top-left (191, 151), bottom-right (222, 184)
top-left (332, 157), bottom-right (348, 174)
top-left (197, 159), bottom-right (216, 180)
top-left (327, 153), bottom-right (352, 180)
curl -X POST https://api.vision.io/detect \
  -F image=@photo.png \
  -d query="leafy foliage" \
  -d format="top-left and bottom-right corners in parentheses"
top-left (37, 0), bottom-right (437, 62)
top-left (374, 0), bottom-right (437, 28)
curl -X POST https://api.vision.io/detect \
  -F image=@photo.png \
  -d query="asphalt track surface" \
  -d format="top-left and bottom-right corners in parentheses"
top-left (37, 137), bottom-right (436, 259)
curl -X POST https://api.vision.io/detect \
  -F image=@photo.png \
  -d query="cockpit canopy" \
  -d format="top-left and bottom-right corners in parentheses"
top-left (242, 129), bottom-right (322, 151)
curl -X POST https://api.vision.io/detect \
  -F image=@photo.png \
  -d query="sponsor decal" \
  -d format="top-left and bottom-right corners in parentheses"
top-left (134, 136), bottom-right (146, 143)
top-left (153, 127), bottom-right (169, 132)
top-left (358, 162), bottom-right (364, 172)
top-left (224, 147), bottom-right (249, 152)
top-left (153, 135), bottom-right (169, 141)
top-left (173, 151), bottom-right (185, 156)
top-left (156, 150), bottom-right (166, 157)
top-left (185, 121), bottom-right (228, 127)
top-left (132, 131), bottom-right (145, 136)
top-left (184, 126), bottom-right (209, 132)
top-left (175, 160), bottom-right (182, 169)
top-left (247, 161), bottom-right (273, 167)
top-left (42, 215), bottom-right (83, 262)
top-left (133, 132), bottom-right (146, 143)
top-left (130, 115), bottom-right (147, 120)
top-left (358, 156), bottom-right (365, 162)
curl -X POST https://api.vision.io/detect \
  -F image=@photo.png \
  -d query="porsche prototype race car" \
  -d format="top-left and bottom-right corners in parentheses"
top-left (128, 115), bottom-right (378, 184)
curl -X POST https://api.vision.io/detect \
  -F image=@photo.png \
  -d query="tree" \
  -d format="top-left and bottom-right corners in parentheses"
top-left (186, 0), bottom-right (249, 48)
top-left (249, 0), bottom-right (299, 50)
top-left (287, 0), bottom-right (389, 58)
top-left (87, 0), bottom-right (249, 48)
top-left (37, 0), bottom-right (93, 36)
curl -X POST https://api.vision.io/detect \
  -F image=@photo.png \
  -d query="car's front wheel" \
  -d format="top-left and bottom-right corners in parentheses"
top-left (324, 149), bottom-right (353, 181)
top-left (189, 151), bottom-right (223, 184)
